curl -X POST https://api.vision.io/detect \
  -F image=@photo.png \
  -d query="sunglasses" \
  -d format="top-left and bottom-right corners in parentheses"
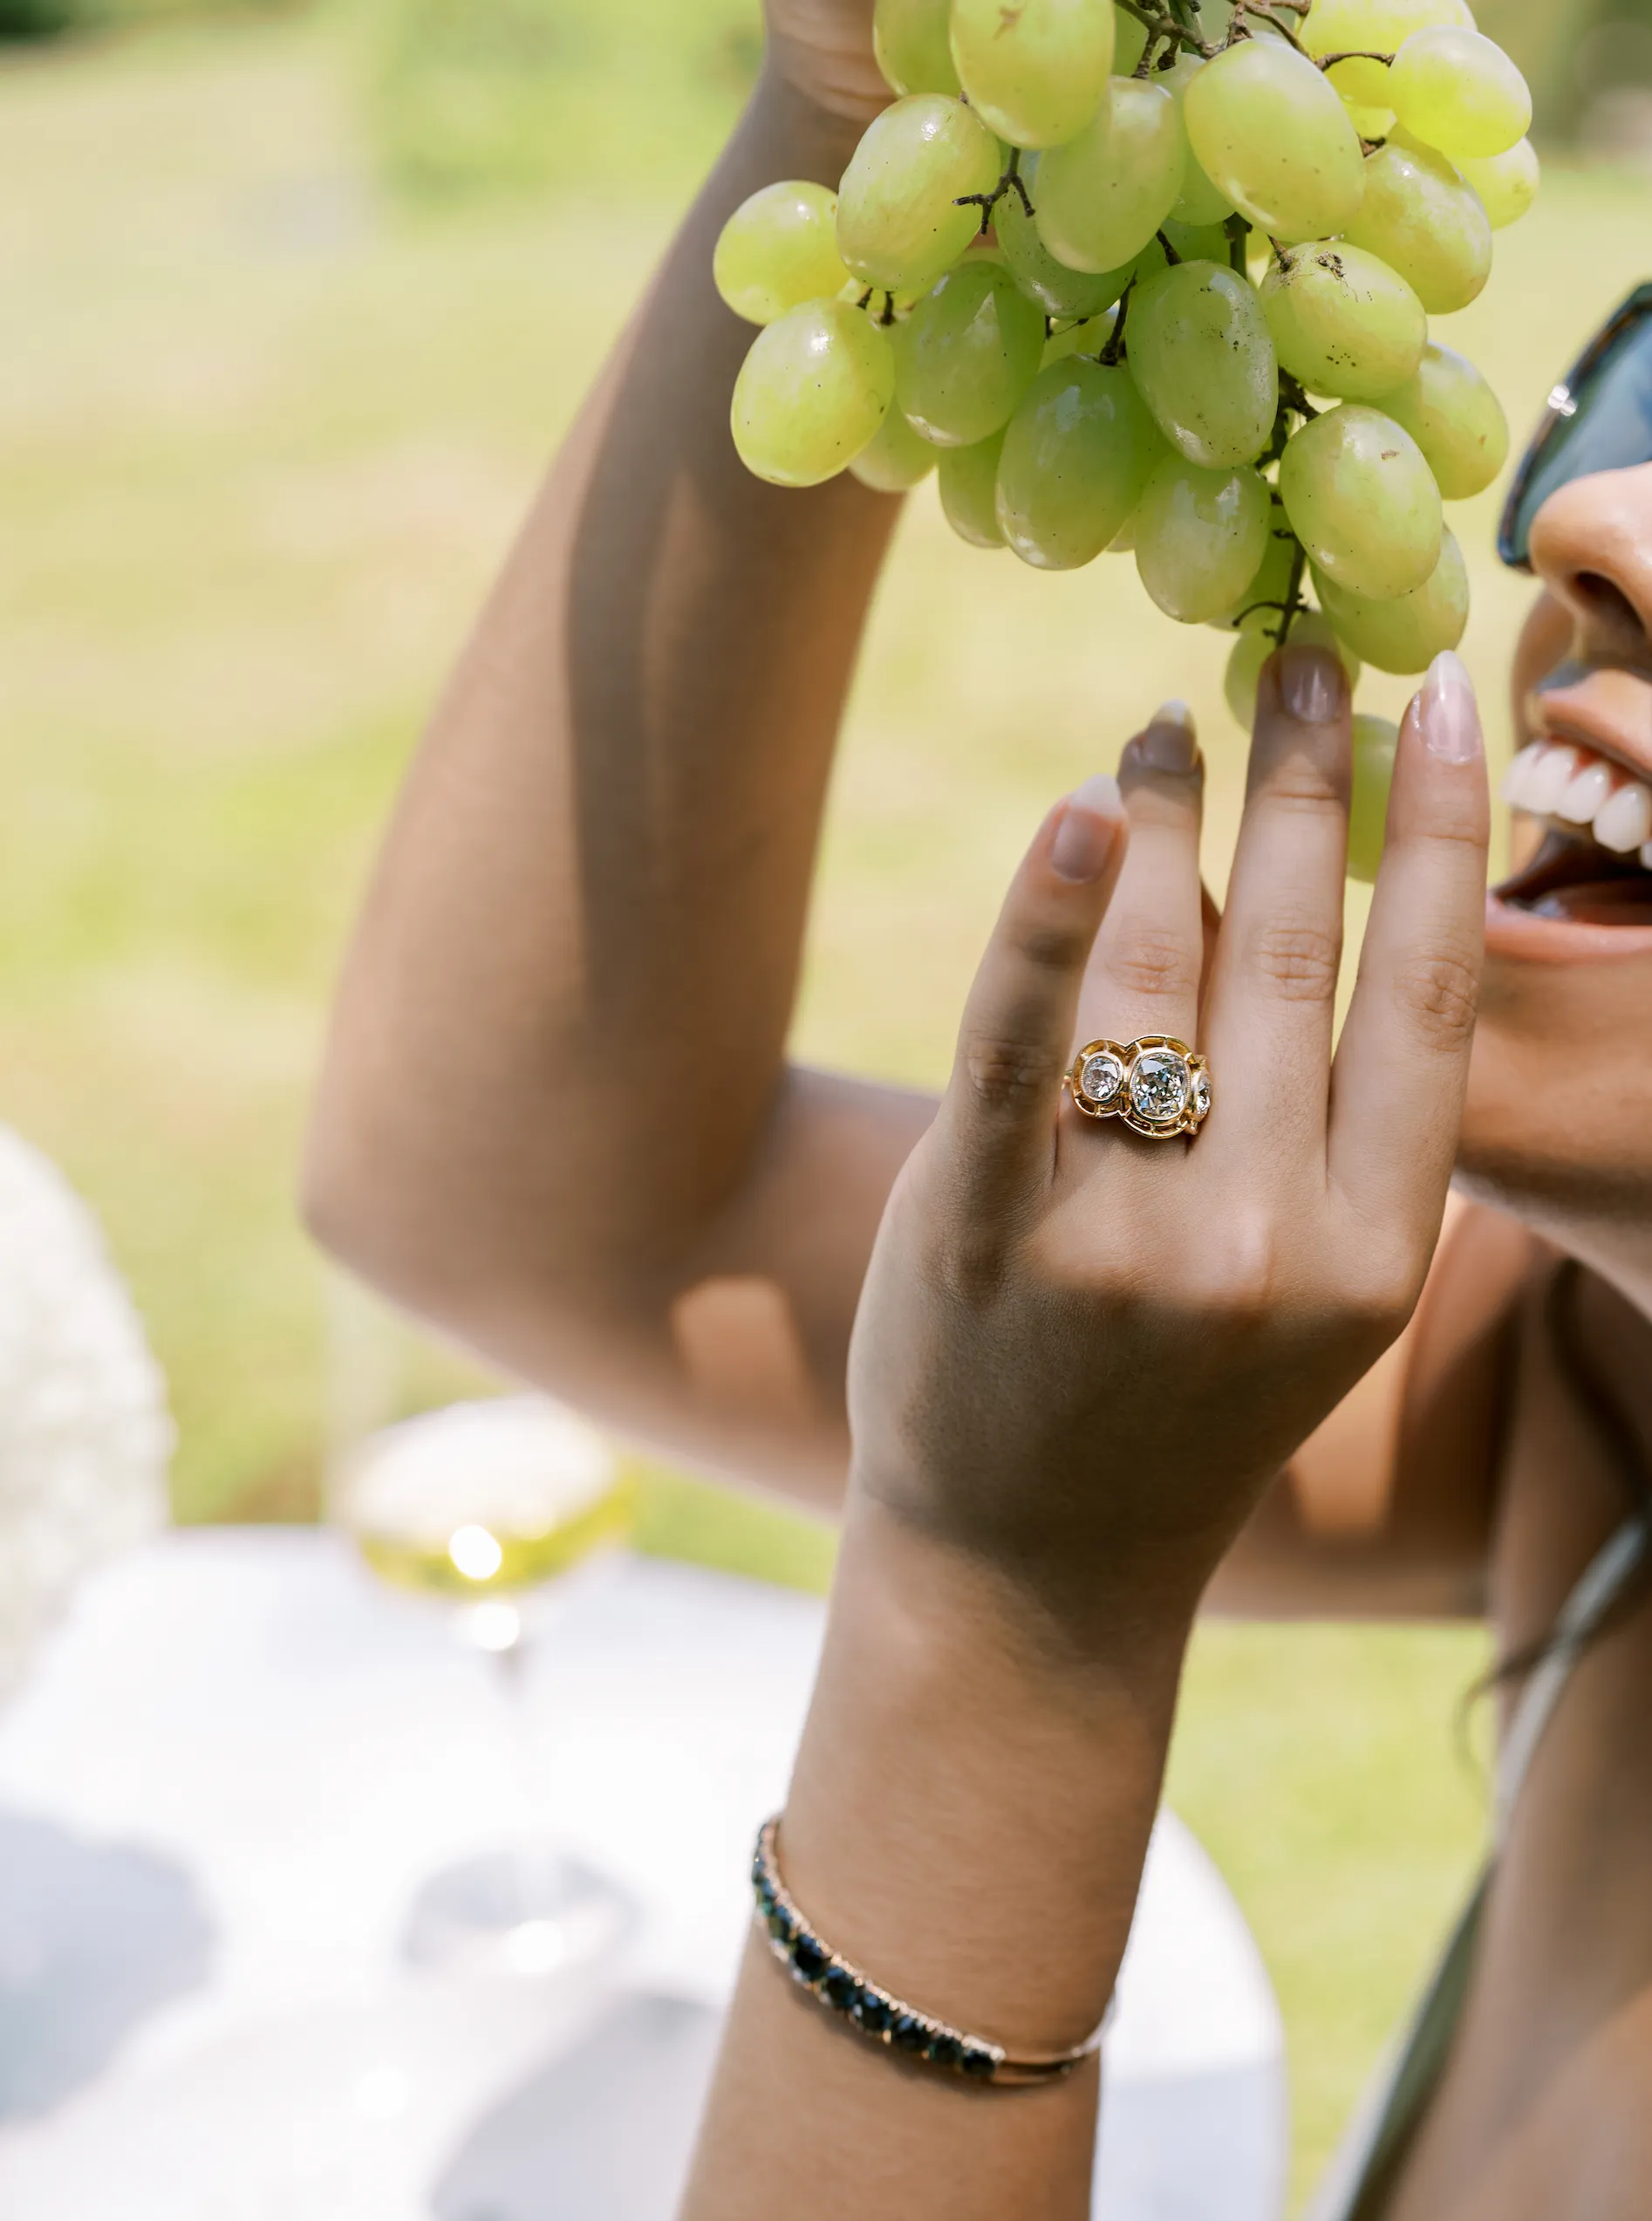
top-left (1498, 282), bottom-right (1652, 571)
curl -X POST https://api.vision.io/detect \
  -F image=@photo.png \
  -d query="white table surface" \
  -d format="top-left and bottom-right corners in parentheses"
top-left (0, 1532), bottom-right (1287, 2219)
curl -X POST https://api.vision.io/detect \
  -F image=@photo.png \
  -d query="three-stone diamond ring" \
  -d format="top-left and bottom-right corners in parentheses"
top-left (1067, 1037), bottom-right (1212, 1141)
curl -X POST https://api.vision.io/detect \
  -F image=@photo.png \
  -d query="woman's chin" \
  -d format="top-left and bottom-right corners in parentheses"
top-left (1458, 951), bottom-right (1652, 1231)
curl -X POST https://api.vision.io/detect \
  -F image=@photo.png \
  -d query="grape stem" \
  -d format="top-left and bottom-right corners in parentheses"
top-left (1230, 3), bottom-right (1310, 55)
top-left (1155, 229), bottom-right (1184, 266)
top-left (1314, 50), bottom-right (1396, 69)
top-left (1278, 371), bottom-right (1321, 420)
top-left (1225, 213), bottom-right (1252, 275)
top-left (954, 147), bottom-right (1034, 234)
top-left (1099, 277), bottom-right (1136, 366)
top-left (1273, 537), bottom-right (1311, 648)
top-left (1113, 0), bottom-right (1219, 61)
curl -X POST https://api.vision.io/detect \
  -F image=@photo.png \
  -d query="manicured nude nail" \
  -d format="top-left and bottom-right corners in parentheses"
top-left (1135, 700), bottom-right (1199, 775)
top-left (1050, 774), bottom-right (1123, 882)
top-left (1420, 650), bottom-right (1483, 764)
top-left (1278, 646), bottom-right (1343, 724)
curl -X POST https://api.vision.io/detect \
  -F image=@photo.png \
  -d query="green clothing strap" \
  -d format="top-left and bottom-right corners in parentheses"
top-left (1338, 1872), bottom-right (1490, 2221)
top-left (1317, 1513), bottom-right (1649, 2219)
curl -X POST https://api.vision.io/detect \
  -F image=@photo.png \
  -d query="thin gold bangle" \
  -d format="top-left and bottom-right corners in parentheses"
top-left (751, 1816), bottom-right (1106, 2089)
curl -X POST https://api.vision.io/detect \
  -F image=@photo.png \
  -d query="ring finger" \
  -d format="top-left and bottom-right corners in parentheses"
top-left (1073, 701), bottom-right (1206, 1073)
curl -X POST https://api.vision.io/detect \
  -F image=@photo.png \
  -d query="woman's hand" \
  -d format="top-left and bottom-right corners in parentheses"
top-left (763, 0), bottom-right (891, 126)
top-left (847, 646), bottom-right (1490, 1651)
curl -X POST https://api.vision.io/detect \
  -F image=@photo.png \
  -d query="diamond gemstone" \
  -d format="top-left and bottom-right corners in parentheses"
top-left (1130, 1049), bottom-right (1191, 1126)
top-left (1192, 1070), bottom-right (1212, 1120)
top-left (1080, 1051), bottom-right (1125, 1106)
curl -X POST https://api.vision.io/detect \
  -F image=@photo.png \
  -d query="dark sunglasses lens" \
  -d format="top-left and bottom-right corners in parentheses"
top-left (1505, 311), bottom-right (1652, 566)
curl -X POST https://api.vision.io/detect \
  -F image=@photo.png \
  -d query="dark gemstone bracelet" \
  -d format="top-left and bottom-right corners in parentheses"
top-left (750, 1815), bottom-right (1105, 2089)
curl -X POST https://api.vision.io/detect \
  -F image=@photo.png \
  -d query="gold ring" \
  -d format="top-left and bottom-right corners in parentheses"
top-left (1067, 1037), bottom-right (1212, 1140)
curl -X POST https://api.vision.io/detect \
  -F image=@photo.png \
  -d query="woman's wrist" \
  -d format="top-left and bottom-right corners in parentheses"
top-left (776, 1497), bottom-right (1194, 2056)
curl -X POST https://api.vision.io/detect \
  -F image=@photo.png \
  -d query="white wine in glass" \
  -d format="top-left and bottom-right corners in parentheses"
top-left (332, 1393), bottom-right (638, 1980)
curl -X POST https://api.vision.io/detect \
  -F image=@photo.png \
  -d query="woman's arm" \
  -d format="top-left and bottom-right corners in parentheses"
top-left (684, 649), bottom-right (1491, 2217)
top-left (305, 53), bottom-right (933, 1510)
top-left (304, 2), bottom-right (1518, 1596)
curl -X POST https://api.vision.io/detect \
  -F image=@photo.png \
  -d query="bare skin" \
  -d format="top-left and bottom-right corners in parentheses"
top-left (305, 3), bottom-right (1652, 2211)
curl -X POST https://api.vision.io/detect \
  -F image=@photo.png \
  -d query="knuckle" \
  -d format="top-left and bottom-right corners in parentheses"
top-left (1013, 915), bottom-right (1093, 977)
top-left (1392, 946), bottom-right (1480, 1053)
top-left (960, 1030), bottom-right (1063, 1115)
top-left (931, 1218), bottom-right (1013, 1307)
top-left (1185, 1207), bottom-right (1284, 1326)
top-left (1251, 760), bottom-right (1347, 815)
top-left (1103, 927), bottom-right (1201, 1005)
top-left (1339, 1221), bottom-right (1429, 1333)
top-left (1245, 917), bottom-right (1341, 1003)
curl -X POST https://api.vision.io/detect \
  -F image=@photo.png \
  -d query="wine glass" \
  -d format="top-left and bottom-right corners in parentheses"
top-left (326, 1283), bottom-right (638, 1984)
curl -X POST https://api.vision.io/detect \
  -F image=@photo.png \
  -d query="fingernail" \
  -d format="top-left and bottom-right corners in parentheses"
top-left (1278, 646), bottom-right (1343, 724)
top-left (1420, 650), bottom-right (1483, 764)
top-left (1050, 774), bottom-right (1123, 882)
top-left (1133, 700), bottom-right (1199, 775)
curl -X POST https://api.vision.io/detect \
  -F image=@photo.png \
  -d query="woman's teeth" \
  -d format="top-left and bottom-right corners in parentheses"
top-left (1503, 739), bottom-right (1652, 864)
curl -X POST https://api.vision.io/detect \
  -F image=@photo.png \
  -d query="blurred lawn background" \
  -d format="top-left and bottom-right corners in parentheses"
top-left (2, 0), bottom-right (1649, 2198)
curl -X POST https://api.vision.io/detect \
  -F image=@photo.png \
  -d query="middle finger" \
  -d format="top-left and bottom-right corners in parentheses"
top-left (1203, 642), bottom-right (1353, 1152)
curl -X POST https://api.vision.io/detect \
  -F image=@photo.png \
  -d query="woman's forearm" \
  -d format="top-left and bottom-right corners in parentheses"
top-left (680, 1503), bottom-right (1191, 2220)
top-left (307, 72), bottom-right (905, 1382)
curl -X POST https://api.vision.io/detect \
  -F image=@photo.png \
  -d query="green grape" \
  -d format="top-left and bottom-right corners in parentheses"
top-left (1112, 2), bottom-right (1148, 79)
top-left (1342, 138), bottom-right (1491, 316)
top-left (836, 96), bottom-right (1004, 296)
top-left (1206, 501), bottom-right (1297, 630)
top-left (1302, 0), bottom-right (1475, 111)
top-left (1182, 40), bottom-right (1365, 246)
top-left (1134, 457), bottom-right (1272, 623)
top-left (1279, 404), bottom-right (1442, 600)
top-left (1127, 260), bottom-right (1279, 470)
top-left (714, 182), bottom-right (852, 326)
top-left (731, 301), bottom-right (895, 488)
top-left (1036, 79), bottom-right (1186, 276)
top-left (996, 358), bottom-right (1167, 570)
top-left (1456, 139), bottom-right (1539, 229)
top-left (850, 403), bottom-right (941, 491)
top-left (1157, 218), bottom-right (1233, 267)
top-left (1160, 54), bottom-right (1237, 229)
top-left (1225, 610), bottom-right (1362, 728)
top-left (1347, 715), bottom-right (1401, 885)
top-left (1387, 27), bottom-right (1531, 161)
top-left (1343, 99), bottom-right (1398, 142)
top-left (950, 0), bottom-right (1114, 151)
top-left (996, 174), bottom-right (1133, 320)
top-left (1042, 311), bottom-right (1115, 366)
top-left (1260, 240), bottom-right (1425, 403)
top-left (1313, 529), bottom-right (1467, 674)
top-left (874, 0), bottom-right (961, 97)
top-left (894, 260), bottom-right (1047, 447)
top-left (939, 429), bottom-right (1008, 548)
top-left (1372, 342), bottom-right (1508, 499)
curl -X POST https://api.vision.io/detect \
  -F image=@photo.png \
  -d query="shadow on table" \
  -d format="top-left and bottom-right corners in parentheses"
top-left (433, 1991), bottom-right (721, 2221)
top-left (0, 1807), bottom-right (214, 2121)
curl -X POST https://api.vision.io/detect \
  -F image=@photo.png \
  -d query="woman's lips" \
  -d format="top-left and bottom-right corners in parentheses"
top-left (1485, 890), bottom-right (1652, 965)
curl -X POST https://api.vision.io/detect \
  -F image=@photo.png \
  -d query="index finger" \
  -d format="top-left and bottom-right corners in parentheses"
top-left (1328, 652), bottom-right (1490, 1228)
top-left (939, 775), bottom-right (1129, 1225)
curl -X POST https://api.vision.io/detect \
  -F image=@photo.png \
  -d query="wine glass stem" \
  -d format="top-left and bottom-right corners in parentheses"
top-left (492, 1634), bottom-right (556, 1917)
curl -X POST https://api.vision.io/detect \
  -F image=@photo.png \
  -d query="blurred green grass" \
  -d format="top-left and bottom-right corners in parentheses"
top-left (3, 13), bottom-right (1647, 2201)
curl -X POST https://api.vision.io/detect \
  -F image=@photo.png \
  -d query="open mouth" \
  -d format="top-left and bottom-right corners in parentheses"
top-left (1496, 828), bottom-right (1652, 925)
top-left (1493, 735), bottom-right (1652, 930)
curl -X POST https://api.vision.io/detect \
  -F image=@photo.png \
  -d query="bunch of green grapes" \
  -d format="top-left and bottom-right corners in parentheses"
top-left (713, 0), bottom-right (1538, 883)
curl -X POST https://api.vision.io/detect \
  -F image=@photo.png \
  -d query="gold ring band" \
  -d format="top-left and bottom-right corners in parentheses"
top-left (1067, 1036), bottom-right (1212, 1140)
